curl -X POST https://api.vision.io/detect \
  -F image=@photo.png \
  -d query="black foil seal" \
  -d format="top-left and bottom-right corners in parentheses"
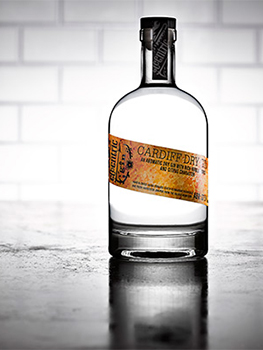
top-left (140, 17), bottom-right (176, 81)
top-left (152, 20), bottom-right (168, 80)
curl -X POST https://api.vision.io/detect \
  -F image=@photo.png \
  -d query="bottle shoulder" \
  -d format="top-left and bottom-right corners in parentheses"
top-left (110, 86), bottom-right (207, 119)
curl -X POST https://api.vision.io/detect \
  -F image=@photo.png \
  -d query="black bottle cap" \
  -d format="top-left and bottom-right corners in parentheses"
top-left (140, 16), bottom-right (176, 29)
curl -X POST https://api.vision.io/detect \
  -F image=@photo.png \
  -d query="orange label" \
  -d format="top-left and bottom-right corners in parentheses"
top-left (109, 134), bottom-right (208, 206)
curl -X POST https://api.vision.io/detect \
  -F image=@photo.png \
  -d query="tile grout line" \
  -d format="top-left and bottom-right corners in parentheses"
top-left (17, 105), bottom-right (22, 143)
top-left (97, 29), bottom-right (104, 64)
top-left (18, 26), bottom-right (24, 62)
top-left (256, 106), bottom-right (261, 144)
top-left (215, 0), bottom-right (222, 26)
top-left (255, 28), bottom-right (261, 64)
top-left (57, 66), bottom-right (63, 103)
top-left (58, 0), bottom-right (64, 25)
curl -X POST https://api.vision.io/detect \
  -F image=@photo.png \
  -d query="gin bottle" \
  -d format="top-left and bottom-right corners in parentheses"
top-left (108, 17), bottom-right (208, 260)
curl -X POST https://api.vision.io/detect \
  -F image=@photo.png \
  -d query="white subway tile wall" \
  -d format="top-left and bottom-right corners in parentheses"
top-left (180, 29), bottom-right (256, 64)
top-left (0, 145), bottom-right (58, 182)
top-left (0, 0), bottom-right (262, 202)
top-left (222, 0), bottom-right (263, 25)
top-left (64, 1), bottom-right (137, 23)
top-left (0, 107), bottom-right (18, 141)
top-left (0, 28), bottom-right (18, 61)
top-left (0, 67), bottom-right (58, 101)
top-left (142, 1), bottom-right (215, 24)
top-left (0, 1), bottom-right (57, 23)
top-left (24, 28), bottom-right (97, 62)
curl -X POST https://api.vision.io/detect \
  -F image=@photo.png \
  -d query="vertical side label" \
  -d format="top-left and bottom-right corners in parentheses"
top-left (152, 20), bottom-right (168, 80)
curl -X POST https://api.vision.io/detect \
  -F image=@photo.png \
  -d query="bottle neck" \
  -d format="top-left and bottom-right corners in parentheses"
top-left (140, 27), bottom-right (176, 87)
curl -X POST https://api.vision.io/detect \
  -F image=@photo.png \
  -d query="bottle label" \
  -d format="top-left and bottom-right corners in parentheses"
top-left (152, 20), bottom-right (168, 80)
top-left (109, 134), bottom-right (208, 206)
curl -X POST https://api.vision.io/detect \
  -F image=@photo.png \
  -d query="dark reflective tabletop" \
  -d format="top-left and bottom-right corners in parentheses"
top-left (0, 202), bottom-right (262, 349)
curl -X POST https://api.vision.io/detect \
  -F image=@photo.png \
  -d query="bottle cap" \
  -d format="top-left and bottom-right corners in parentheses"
top-left (140, 16), bottom-right (177, 42)
top-left (140, 16), bottom-right (176, 30)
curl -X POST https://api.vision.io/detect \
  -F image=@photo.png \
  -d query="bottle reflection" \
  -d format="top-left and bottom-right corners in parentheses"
top-left (109, 258), bottom-right (208, 349)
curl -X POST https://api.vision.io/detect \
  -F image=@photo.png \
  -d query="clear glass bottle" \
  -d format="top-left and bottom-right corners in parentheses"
top-left (108, 17), bottom-right (208, 260)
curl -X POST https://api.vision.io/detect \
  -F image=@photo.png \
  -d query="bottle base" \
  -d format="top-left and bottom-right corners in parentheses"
top-left (109, 218), bottom-right (208, 261)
